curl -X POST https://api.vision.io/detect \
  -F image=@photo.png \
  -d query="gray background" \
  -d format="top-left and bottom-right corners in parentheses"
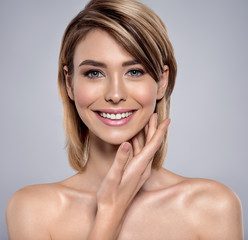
top-left (0, 0), bottom-right (247, 239)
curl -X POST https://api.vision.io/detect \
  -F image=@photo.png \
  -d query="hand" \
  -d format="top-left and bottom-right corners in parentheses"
top-left (96, 114), bottom-right (171, 213)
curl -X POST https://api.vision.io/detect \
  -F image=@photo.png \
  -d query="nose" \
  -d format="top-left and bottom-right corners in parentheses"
top-left (104, 76), bottom-right (127, 104)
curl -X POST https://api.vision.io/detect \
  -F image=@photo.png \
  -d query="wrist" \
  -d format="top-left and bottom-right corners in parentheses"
top-left (88, 206), bottom-right (125, 240)
top-left (96, 204), bottom-right (125, 223)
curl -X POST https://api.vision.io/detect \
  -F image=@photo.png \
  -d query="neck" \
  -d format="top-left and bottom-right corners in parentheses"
top-left (82, 129), bottom-right (147, 191)
top-left (85, 133), bottom-right (120, 189)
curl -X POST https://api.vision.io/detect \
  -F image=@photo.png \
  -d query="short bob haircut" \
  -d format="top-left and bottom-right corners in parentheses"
top-left (58, 0), bottom-right (177, 172)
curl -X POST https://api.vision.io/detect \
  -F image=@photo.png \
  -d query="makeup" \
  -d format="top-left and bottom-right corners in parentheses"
top-left (94, 109), bottom-right (136, 127)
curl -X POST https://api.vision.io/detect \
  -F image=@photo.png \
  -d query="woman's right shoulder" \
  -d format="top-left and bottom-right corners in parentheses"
top-left (6, 183), bottom-right (66, 240)
top-left (7, 183), bottom-right (61, 210)
top-left (6, 179), bottom-right (91, 218)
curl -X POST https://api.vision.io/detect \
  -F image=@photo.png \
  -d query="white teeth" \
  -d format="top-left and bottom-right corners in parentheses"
top-left (116, 113), bottom-right (121, 119)
top-left (99, 111), bottom-right (133, 120)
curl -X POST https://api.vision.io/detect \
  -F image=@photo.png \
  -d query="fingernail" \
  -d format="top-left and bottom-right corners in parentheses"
top-left (121, 142), bottom-right (131, 152)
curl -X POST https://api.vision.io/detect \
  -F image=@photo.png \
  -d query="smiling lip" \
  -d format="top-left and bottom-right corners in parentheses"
top-left (94, 109), bottom-right (136, 127)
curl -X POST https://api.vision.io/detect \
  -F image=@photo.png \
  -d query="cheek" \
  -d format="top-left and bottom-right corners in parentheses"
top-left (74, 83), bottom-right (98, 108)
top-left (131, 82), bottom-right (157, 106)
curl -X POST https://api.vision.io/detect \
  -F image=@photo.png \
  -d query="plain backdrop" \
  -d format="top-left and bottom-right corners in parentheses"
top-left (0, 0), bottom-right (247, 239)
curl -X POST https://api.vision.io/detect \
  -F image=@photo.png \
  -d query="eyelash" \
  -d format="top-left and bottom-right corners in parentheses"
top-left (127, 69), bottom-right (145, 77)
top-left (83, 69), bottom-right (146, 79)
top-left (84, 70), bottom-right (104, 79)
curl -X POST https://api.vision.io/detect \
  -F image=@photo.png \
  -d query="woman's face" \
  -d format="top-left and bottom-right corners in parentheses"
top-left (65, 29), bottom-right (167, 145)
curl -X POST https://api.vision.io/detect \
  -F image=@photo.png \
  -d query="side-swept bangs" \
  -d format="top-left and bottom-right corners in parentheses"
top-left (58, 0), bottom-right (177, 171)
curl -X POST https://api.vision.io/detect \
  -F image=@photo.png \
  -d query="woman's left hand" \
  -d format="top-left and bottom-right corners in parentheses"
top-left (88, 114), bottom-right (170, 239)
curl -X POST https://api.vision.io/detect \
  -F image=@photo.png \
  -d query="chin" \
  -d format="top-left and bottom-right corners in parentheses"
top-left (93, 129), bottom-right (139, 146)
top-left (102, 133), bottom-right (134, 145)
top-left (88, 118), bottom-right (148, 146)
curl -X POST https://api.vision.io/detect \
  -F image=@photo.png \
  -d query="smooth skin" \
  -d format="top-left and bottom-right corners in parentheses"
top-left (6, 29), bottom-right (243, 240)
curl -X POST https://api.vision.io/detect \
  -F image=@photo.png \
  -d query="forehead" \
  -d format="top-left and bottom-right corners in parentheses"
top-left (73, 29), bottom-right (134, 65)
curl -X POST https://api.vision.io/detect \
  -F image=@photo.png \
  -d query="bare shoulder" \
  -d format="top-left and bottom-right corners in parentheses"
top-left (181, 177), bottom-right (243, 239)
top-left (6, 182), bottom-right (62, 212)
top-left (152, 169), bottom-right (242, 216)
top-left (6, 183), bottom-right (62, 240)
top-left (146, 169), bottom-right (243, 239)
top-left (183, 177), bottom-right (241, 205)
top-left (6, 175), bottom-right (97, 240)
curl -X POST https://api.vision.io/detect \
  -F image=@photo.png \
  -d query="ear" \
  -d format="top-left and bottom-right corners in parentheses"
top-left (63, 65), bottom-right (74, 100)
top-left (156, 65), bottom-right (169, 100)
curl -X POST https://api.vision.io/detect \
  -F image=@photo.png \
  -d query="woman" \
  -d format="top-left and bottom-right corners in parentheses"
top-left (6, 0), bottom-right (243, 239)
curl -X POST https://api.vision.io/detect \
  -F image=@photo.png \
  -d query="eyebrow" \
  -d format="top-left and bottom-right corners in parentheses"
top-left (78, 59), bottom-right (141, 68)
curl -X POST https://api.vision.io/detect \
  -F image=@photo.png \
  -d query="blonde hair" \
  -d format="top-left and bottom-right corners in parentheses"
top-left (58, 0), bottom-right (177, 171)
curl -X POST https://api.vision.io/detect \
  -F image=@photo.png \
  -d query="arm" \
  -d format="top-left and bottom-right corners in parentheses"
top-left (87, 114), bottom-right (170, 240)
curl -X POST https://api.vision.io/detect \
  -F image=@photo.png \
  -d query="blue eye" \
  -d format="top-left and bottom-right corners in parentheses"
top-left (84, 70), bottom-right (103, 79)
top-left (127, 69), bottom-right (145, 77)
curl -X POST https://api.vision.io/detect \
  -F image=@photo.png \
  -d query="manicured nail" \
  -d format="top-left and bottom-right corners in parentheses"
top-left (122, 142), bottom-right (131, 152)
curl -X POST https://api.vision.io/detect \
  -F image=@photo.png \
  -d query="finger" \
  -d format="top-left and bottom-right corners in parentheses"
top-left (141, 160), bottom-right (153, 185)
top-left (142, 118), bottom-right (170, 160)
top-left (132, 136), bottom-right (141, 156)
top-left (128, 158), bottom-right (153, 195)
top-left (107, 142), bottom-right (132, 184)
top-left (146, 113), bottom-right (158, 143)
top-left (127, 118), bottom-right (170, 174)
top-left (123, 142), bottom-right (134, 171)
top-left (145, 124), bottom-right (149, 137)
